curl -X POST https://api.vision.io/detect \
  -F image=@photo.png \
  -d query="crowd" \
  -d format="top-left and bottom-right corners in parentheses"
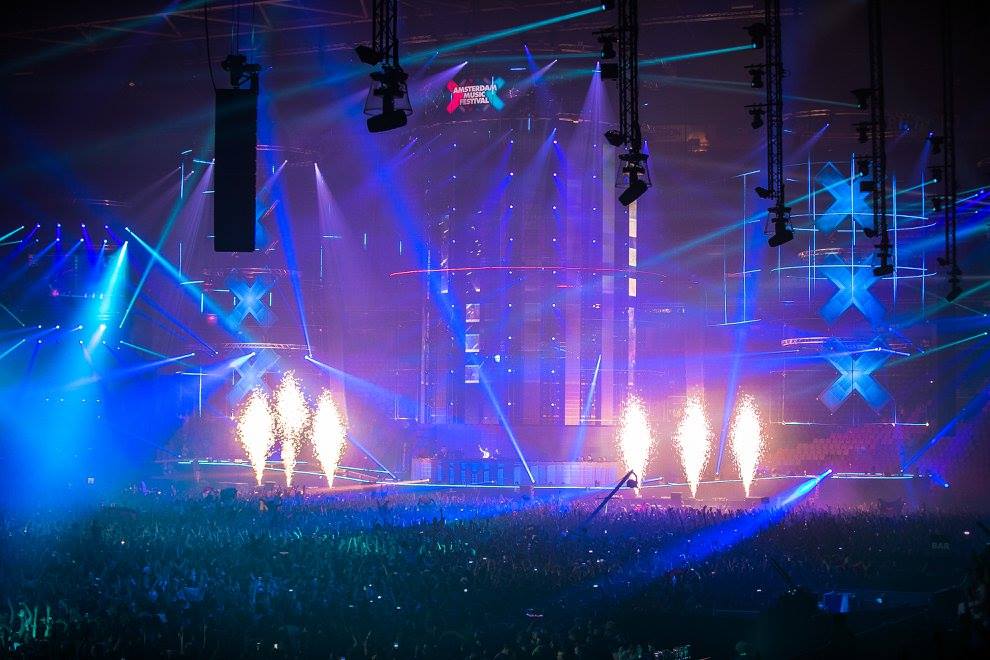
top-left (1, 489), bottom-right (987, 658)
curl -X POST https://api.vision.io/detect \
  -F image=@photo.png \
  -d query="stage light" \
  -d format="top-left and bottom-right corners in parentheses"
top-left (768, 224), bottom-right (793, 247)
top-left (596, 30), bottom-right (617, 60)
top-left (619, 175), bottom-right (649, 206)
top-left (928, 165), bottom-right (943, 183)
top-left (946, 283), bottom-right (963, 302)
top-left (354, 44), bottom-right (383, 66)
top-left (365, 67), bottom-right (412, 133)
top-left (754, 186), bottom-right (774, 199)
top-left (855, 157), bottom-right (871, 178)
top-left (932, 196), bottom-right (943, 212)
top-left (745, 64), bottom-right (764, 88)
top-left (863, 224), bottom-right (878, 238)
top-left (928, 135), bottom-right (943, 155)
top-left (600, 62), bottom-right (619, 80)
top-left (851, 87), bottom-right (872, 109)
top-left (601, 0), bottom-right (616, 9)
top-left (747, 105), bottom-right (764, 129)
top-left (745, 23), bottom-right (767, 49)
top-left (604, 129), bottom-right (625, 147)
top-left (854, 122), bottom-right (871, 143)
top-left (767, 206), bottom-right (793, 247)
top-left (873, 262), bottom-right (894, 277)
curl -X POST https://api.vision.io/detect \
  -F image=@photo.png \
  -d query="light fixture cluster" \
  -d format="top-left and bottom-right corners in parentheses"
top-left (595, 0), bottom-right (651, 206)
top-left (355, 0), bottom-right (412, 133)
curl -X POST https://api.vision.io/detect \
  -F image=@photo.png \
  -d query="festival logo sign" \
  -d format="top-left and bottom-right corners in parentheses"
top-left (446, 76), bottom-right (506, 113)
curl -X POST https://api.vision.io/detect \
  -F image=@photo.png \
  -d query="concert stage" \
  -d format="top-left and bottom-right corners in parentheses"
top-left (162, 458), bottom-right (941, 510)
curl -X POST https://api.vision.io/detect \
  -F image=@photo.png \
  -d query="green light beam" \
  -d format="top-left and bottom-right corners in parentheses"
top-left (887, 332), bottom-right (990, 368)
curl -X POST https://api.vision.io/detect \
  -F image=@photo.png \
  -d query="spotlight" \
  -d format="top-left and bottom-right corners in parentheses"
top-left (851, 88), bottom-right (872, 109)
top-left (928, 166), bottom-right (943, 183)
top-left (863, 224), bottom-right (878, 238)
top-left (747, 104), bottom-right (764, 129)
top-left (936, 256), bottom-right (948, 267)
top-left (604, 129), bottom-right (626, 147)
top-left (601, 0), bottom-right (616, 9)
top-left (932, 196), bottom-right (943, 213)
top-left (768, 223), bottom-right (794, 247)
top-left (618, 154), bottom-right (650, 206)
top-left (366, 67), bottom-right (411, 133)
top-left (755, 186), bottom-right (774, 199)
top-left (854, 122), bottom-right (870, 144)
top-left (746, 64), bottom-right (764, 88)
top-left (596, 30), bottom-right (617, 60)
top-left (928, 135), bottom-right (943, 155)
top-left (767, 206), bottom-right (793, 247)
top-left (600, 62), bottom-right (619, 80)
top-left (855, 157), bottom-right (871, 177)
top-left (625, 476), bottom-right (638, 489)
top-left (946, 284), bottom-right (963, 302)
top-left (873, 262), bottom-right (894, 277)
top-left (745, 23), bottom-right (767, 49)
top-left (355, 45), bottom-right (383, 66)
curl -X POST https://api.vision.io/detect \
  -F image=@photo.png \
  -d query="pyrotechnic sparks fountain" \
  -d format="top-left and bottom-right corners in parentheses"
top-left (674, 394), bottom-right (712, 498)
top-left (617, 395), bottom-right (654, 487)
top-left (274, 372), bottom-right (309, 487)
top-left (311, 389), bottom-right (347, 488)
top-left (729, 393), bottom-right (765, 497)
top-left (236, 388), bottom-right (276, 486)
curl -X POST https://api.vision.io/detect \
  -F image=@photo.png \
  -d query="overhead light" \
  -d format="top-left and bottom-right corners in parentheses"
top-left (601, 0), bottom-right (616, 9)
top-left (946, 284), bottom-right (963, 302)
top-left (600, 62), bottom-right (619, 80)
top-left (928, 166), bottom-right (943, 183)
top-left (747, 104), bottom-right (764, 129)
top-left (619, 175), bottom-right (649, 206)
top-left (855, 157), bottom-right (871, 177)
top-left (365, 67), bottom-right (412, 133)
top-left (755, 186), bottom-right (774, 199)
top-left (928, 135), bottom-right (944, 155)
top-left (604, 129), bottom-right (625, 147)
top-left (355, 45), bottom-right (383, 66)
top-left (596, 31), bottom-right (617, 60)
top-left (873, 262), bottom-right (894, 277)
top-left (854, 122), bottom-right (870, 144)
top-left (863, 225), bottom-right (878, 238)
top-left (851, 88), bottom-right (872, 110)
top-left (767, 206), bottom-right (793, 247)
top-left (932, 196), bottom-right (943, 212)
top-left (745, 23), bottom-right (767, 49)
top-left (768, 223), bottom-right (793, 247)
top-left (746, 64), bottom-right (764, 89)
top-left (618, 153), bottom-right (651, 206)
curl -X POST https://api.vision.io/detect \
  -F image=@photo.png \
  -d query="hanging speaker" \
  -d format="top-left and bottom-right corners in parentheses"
top-left (213, 87), bottom-right (258, 252)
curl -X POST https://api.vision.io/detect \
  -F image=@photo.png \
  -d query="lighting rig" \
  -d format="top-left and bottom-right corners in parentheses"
top-left (355, 0), bottom-right (412, 133)
top-left (745, 0), bottom-right (790, 247)
top-left (597, 0), bottom-right (651, 206)
top-left (932, 3), bottom-right (961, 301)
top-left (852, 0), bottom-right (893, 276)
